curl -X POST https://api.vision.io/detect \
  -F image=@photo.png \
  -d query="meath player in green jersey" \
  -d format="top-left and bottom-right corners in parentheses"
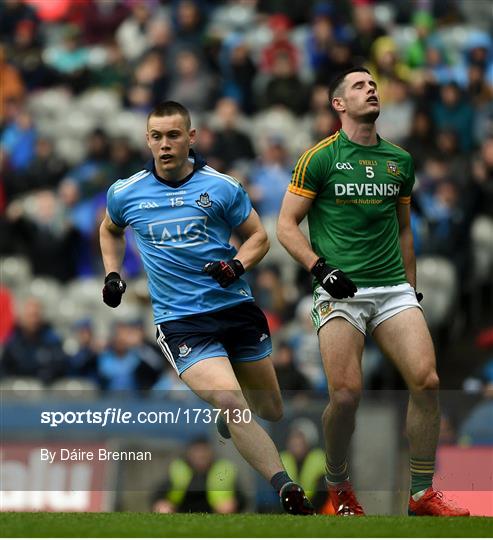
top-left (277, 67), bottom-right (469, 517)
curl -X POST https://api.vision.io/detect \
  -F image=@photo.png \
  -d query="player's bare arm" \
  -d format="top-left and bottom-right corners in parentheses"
top-left (234, 208), bottom-right (269, 271)
top-left (397, 202), bottom-right (417, 289)
top-left (99, 211), bottom-right (127, 307)
top-left (277, 191), bottom-right (318, 271)
top-left (99, 211), bottom-right (126, 274)
top-left (203, 208), bottom-right (269, 288)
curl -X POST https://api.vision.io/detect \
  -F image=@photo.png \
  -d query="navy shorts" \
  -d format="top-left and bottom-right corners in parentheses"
top-left (155, 302), bottom-right (272, 375)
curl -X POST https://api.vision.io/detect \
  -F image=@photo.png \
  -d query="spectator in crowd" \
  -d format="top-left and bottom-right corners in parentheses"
top-left (108, 137), bottom-right (143, 182)
top-left (286, 296), bottom-right (325, 393)
top-left (305, 3), bottom-right (338, 74)
top-left (219, 35), bottom-right (257, 114)
top-left (309, 108), bottom-right (339, 146)
top-left (315, 41), bottom-right (354, 87)
top-left (68, 318), bottom-right (100, 383)
top-left (402, 108), bottom-right (436, 172)
top-left (280, 418), bottom-right (327, 511)
top-left (432, 82), bottom-right (474, 152)
top-left (60, 128), bottom-right (112, 204)
top-left (405, 11), bottom-right (439, 69)
top-left (1, 297), bottom-right (66, 384)
top-left (97, 319), bottom-right (144, 392)
top-left (89, 40), bottom-right (131, 95)
top-left (252, 264), bottom-right (289, 329)
top-left (145, 17), bottom-right (173, 58)
top-left (368, 36), bottom-right (412, 104)
top-left (116, 0), bottom-right (154, 62)
top-left (349, 1), bottom-right (386, 61)
top-left (6, 190), bottom-right (80, 281)
top-left (272, 341), bottom-right (311, 396)
top-left (210, 98), bottom-right (255, 170)
top-left (123, 318), bottom-right (164, 392)
top-left (78, 0), bottom-right (129, 45)
top-left (125, 50), bottom-right (168, 111)
top-left (376, 77), bottom-right (414, 144)
top-left (8, 18), bottom-right (57, 91)
top-left (257, 0), bottom-right (314, 25)
top-left (151, 437), bottom-right (244, 513)
top-left (260, 13), bottom-right (299, 74)
top-left (167, 49), bottom-right (216, 113)
top-left (1, 108), bottom-right (36, 172)
top-left (435, 129), bottom-right (471, 190)
top-left (0, 0), bottom-right (39, 44)
top-left (418, 176), bottom-right (473, 284)
top-left (193, 124), bottom-right (223, 171)
top-left (171, 0), bottom-right (205, 53)
top-left (461, 31), bottom-right (493, 89)
top-left (43, 25), bottom-right (91, 94)
top-left (0, 44), bottom-right (25, 121)
top-left (248, 135), bottom-right (292, 218)
top-left (5, 136), bottom-right (68, 201)
top-left (262, 51), bottom-right (310, 116)
top-left (472, 137), bottom-right (493, 217)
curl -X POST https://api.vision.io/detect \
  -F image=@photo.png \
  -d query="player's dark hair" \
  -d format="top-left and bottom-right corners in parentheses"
top-left (328, 66), bottom-right (371, 104)
top-left (147, 100), bottom-right (191, 130)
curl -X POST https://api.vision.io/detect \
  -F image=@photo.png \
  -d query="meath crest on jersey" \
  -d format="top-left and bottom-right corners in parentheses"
top-left (196, 192), bottom-right (212, 208)
top-left (386, 160), bottom-right (400, 176)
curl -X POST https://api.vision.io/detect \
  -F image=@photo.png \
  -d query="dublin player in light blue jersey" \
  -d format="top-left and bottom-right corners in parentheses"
top-left (99, 101), bottom-right (314, 514)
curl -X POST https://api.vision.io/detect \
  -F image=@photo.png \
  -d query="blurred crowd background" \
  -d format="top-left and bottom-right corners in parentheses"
top-left (1, 0), bottom-right (493, 481)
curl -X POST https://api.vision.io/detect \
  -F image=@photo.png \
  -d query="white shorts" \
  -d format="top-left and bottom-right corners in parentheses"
top-left (312, 283), bottom-right (422, 335)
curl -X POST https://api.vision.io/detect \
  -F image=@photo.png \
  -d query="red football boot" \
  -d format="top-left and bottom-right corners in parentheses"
top-left (327, 480), bottom-right (365, 516)
top-left (408, 488), bottom-right (470, 516)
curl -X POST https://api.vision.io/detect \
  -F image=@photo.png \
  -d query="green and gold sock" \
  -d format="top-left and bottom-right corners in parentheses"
top-left (410, 457), bottom-right (435, 496)
top-left (325, 458), bottom-right (349, 484)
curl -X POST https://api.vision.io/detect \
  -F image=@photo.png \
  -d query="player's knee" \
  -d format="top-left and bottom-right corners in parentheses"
top-left (330, 387), bottom-right (361, 412)
top-left (213, 391), bottom-right (247, 415)
top-left (255, 399), bottom-right (284, 422)
top-left (411, 369), bottom-right (440, 393)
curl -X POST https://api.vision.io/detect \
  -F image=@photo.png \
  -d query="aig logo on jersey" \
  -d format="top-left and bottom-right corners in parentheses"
top-left (149, 215), bottom-right (209, 249)
top-left (336, 162), bottom-right (354, 170)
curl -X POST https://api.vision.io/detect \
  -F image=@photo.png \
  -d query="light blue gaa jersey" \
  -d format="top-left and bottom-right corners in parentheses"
top-left (106, 151), bottom-right (254, 324)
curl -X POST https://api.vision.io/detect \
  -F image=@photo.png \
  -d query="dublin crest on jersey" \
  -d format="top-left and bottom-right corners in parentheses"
top-left (196, 193), bottom-right (212, 208)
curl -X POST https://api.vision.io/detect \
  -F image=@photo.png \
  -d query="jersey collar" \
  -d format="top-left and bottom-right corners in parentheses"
top-left (145, 149), bottom-right (207, 188)
top-left (339, 128), bottom-right (381, 148)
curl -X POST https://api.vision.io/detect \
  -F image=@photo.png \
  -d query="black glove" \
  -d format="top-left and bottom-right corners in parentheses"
top-left (102, 272), bottom-right (126, 308)
top-left (415, 289), bottom-right (423, 303)
top-left (203, 259), bottom-right (245, 288)
top-left (310, 257), bottom-right (357, 299)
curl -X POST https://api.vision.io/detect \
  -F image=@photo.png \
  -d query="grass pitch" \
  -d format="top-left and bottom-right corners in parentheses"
top-left (0, 512), bottom-right (491, 537)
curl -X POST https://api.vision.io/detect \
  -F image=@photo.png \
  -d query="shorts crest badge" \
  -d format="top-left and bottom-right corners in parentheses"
top-left (196, 193), bottom-right (212, 208)
top-left (178, 343), bottom-right (192, 357)
top-left (319, 301), bottom-right (333, 317)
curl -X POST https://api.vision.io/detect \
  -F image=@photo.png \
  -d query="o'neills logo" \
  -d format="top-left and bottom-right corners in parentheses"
top-left (335, 183), bottom-right (400, 196)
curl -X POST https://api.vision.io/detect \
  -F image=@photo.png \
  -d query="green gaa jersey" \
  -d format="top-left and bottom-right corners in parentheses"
top-left (288, 129), bottom-right (415, 287)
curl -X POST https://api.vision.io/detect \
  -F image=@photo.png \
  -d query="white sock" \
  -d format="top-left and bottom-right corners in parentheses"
top-left (412, 488), bottom-right (427, 501)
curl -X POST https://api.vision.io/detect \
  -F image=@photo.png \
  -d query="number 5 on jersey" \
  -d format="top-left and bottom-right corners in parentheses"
top-left (365, 166), bottom-right (374, 178)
